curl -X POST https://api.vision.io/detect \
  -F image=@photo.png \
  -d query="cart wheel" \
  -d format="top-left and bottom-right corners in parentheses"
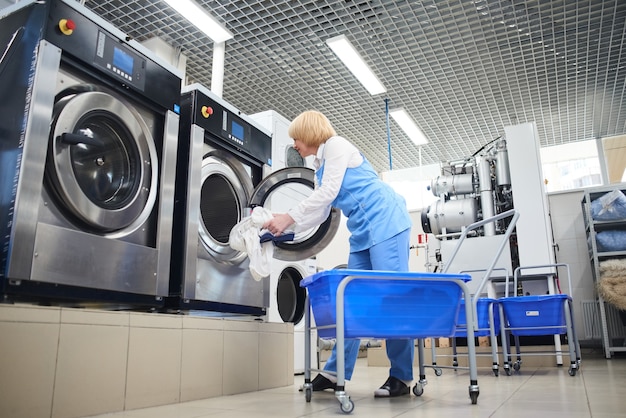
top-left (340, 399), bottom-right (354, 414)
top-left (504, 366), bottom-right (512, 376)
top-left (470, 390), bottom-right (479, 405)
top-left (434, 367), bottom-right (443, 376)
top-left (568, 367), bottom-right (577, 377)
top-left (305, 387), bottom-right (312, 402)
top-left (493, 369), bottom-right (499, 377)
top-left (412, 383), bottom-right (424, 396)
top-left (452, 360), bottom-right (458, 367)
top-left (513, 361), bottom-right (521, 371)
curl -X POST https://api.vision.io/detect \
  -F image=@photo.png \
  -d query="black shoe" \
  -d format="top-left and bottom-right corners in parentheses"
top-left (311, 374), bottom-right (336, 391)
top-left (374, 376), bottom-right (410, 398)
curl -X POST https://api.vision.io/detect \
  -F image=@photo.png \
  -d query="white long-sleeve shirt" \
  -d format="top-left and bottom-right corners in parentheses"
top-left (288, 136), bottom-right (363, 230)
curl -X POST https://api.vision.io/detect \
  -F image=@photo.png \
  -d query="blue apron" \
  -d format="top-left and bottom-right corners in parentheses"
top-left (316, 154), bottom-right (411, 252)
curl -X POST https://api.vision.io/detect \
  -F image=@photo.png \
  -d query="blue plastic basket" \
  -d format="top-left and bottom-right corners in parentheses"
top-left (455, 298), bottom-right (500, 337)
top-left (499, 294), bottom-right (569, 336)
top-left (301, 269), bottom-right (471, 339)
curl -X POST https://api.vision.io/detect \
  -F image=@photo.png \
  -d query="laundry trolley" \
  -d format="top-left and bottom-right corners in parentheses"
top-left (498, 263), bottom-right (582, 376)
top-left (300, 210), bottom-right (519, 413)
top-left (424, 210), bottom-right (519, 378)
top-left (428, 294), bottom-right (502, 376)
top-left (301, 269), bottom-right (473, 413)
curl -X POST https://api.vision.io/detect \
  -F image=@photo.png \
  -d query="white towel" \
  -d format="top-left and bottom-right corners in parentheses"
top-left (229, 207), bottom-right (274, 281)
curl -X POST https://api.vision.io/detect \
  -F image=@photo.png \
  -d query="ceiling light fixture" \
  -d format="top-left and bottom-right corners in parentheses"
top-left (163, 0), bottom-right (233, 43)
top-left (389, 109), bottom-right (428, 145)
top-left (326, 34), bottom-right (386, 95)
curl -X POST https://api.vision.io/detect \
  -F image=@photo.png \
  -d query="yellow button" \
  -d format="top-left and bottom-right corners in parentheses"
top-left (201, 105), bottom-right (213, 118)
top-left (58, 18), bottom-right (75, 36)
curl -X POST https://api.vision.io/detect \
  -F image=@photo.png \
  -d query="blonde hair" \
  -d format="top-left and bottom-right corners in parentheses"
top-left (288, 110), bottom-right (337, 146)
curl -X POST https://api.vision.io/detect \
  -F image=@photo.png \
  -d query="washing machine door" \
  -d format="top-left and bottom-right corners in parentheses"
top-left (198, 147), bottom-right (253, 264)
top-left (276, 264), bottom-right (308, 324)
top-left (284, 144), bottom-right (306, 168)
top-left (47, 87), bottom-right (158, 234)
top-left (249, 167), bottom-right (340, 261)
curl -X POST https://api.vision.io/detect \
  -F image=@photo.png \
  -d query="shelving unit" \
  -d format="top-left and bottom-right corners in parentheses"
top-left (581, 183), bottom-right (626, 359)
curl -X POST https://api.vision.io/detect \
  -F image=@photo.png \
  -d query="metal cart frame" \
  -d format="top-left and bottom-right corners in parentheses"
top-left (428, 288), bottom-right (502, 376)
top-left (499, 263), bottom-right (582, 376)
top-left (426, 209), bottom-right (519, 377)
top-left (303, 271), bottom-right (476, 413)
top-left (302, 209), bottom-right (519, 413)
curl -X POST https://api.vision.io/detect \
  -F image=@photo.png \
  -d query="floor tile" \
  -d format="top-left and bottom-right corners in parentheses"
top-left (85, 354), bottom-right (626, 418)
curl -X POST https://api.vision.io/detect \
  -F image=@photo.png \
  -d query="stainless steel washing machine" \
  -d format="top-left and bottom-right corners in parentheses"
top-left (170, 84), bottom-right (340, 315)
top-left (0, 0), bottom-right (181, 306)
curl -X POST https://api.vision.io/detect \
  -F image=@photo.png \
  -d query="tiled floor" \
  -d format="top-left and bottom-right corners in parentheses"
top-left (87, 352), bottom-right (624, 418)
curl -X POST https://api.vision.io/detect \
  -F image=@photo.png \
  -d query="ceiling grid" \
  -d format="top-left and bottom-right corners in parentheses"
top-left (84, 0), bottom-right (626, 172)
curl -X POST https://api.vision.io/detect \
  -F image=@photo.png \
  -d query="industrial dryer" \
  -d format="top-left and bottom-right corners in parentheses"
top-left (170, 85), bottom-right (340, 315)
top-left (0, 0), bottom-right (181, 307)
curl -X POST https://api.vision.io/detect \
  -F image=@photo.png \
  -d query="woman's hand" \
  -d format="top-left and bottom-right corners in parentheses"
top-left (262, 213), bottom-right (295, 236)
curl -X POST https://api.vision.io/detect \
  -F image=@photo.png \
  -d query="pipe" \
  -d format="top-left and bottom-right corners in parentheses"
top-left (477, 156), bottom-right (496, 235)
top-left (385, 98), bottom-right (392, 170)
top-left (211, 41), bottom-right (225, 97)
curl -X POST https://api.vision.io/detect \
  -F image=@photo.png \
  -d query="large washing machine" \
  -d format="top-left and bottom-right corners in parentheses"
top-left (0, 0), bottom-right (181, 306)
top-left (249, 110), bottom-right (319, 373)
top-left (170, 85), bottom-right (340, 316)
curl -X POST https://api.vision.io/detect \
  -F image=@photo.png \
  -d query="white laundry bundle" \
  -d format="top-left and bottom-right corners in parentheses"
top-left (229, 207), bottom-right (274, 281)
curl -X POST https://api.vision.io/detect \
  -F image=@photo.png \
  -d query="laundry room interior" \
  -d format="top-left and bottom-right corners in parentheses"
top-left (0, 1), bottom-right (625, 418)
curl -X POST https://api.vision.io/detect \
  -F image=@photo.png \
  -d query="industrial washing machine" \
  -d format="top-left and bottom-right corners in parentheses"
top-left (250, 110), bottom-right (321, 373)
top-left (170, 85), bottom-right (340, 315)
top-left (0, 0), bottom-right (181, 307)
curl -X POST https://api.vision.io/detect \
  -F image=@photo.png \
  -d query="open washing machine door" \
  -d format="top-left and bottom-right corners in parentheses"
top-left (249, 167), bottom-right (341, 262)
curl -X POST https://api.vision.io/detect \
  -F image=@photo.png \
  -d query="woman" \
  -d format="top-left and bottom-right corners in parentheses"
top-left (262, 110), bottom-right (414, 397)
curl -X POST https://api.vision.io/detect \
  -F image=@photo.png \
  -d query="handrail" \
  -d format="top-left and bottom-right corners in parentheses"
top-left (512, 263), bottom-right (573, 297)
top-left (441, 208), bottom-right (519, 331)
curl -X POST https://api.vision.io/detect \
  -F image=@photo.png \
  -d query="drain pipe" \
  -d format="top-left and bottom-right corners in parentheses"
top-left (211, 41), bottom-right (225, 97)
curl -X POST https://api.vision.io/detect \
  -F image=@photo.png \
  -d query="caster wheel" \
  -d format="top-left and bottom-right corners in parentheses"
top-left (340, 399), bottom-right (354, 414)
top-left (504, 367), bottom-right (512, 376)
top-left (493, 369), bottom-right (499, 377)
top-left (513, 362), bottom-right (521, 371)
top-left (305, 387), bottom-right (312, 402)
top-left (568, 367), bottom-right (577, 376)
top-left (453, 361), bottom-right (458, 367)
top-left (434, 367), bottom-right (443, 376)
top-left (470, 391), bottom-right (479, 405)
top-left (412, 384), bottom-right (424, 396)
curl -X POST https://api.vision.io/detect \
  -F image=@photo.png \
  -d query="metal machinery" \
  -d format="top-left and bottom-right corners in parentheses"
top-left (170, 85), bottom-right (340, 315)
top-left (250, 110), bottom-right (319, 373)
top-left (420, 124), bottom-right (556, 298)
top-left (0, 0), bottom-right (181, 307)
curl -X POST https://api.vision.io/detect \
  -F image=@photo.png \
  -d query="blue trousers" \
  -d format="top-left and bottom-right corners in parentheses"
top-left (322, 229), bottom-right (414, 381)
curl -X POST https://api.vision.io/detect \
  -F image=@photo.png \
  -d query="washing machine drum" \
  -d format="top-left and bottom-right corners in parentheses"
top-left (285, 145), bottom-right (305, 168)
top-left (47, 87), bottom-right (158, 233)
top-left (276, 266), bottom-right (307, 324)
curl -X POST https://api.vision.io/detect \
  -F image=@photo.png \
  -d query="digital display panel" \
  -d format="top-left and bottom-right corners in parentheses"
top-left (231, 120), bottom-right (244, 141)
top-left (113, 47), bottom-right (134, 74)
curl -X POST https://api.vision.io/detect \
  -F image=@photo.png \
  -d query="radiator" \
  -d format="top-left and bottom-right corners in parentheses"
top-left (582, 300), bottom-right (626, 340)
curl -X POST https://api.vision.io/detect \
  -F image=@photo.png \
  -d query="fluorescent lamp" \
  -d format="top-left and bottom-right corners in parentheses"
top-left (163, 0), bottom-right (233, 43)
top-left (326, 35), bottom-right (386, 95)
top-left (389, 109), bottom-right (428, 145)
